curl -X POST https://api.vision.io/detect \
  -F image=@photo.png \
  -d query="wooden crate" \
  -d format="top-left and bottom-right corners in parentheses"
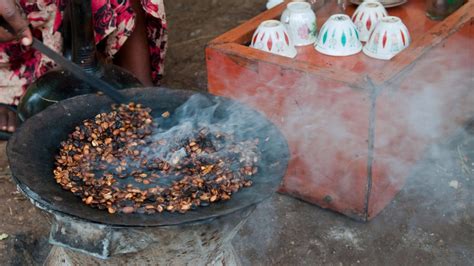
top-left (206, 0), bottom-right (473, 221)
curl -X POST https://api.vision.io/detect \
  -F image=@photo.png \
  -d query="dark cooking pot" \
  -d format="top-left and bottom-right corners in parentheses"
top-left (7, 87), bottom-right (290, 227)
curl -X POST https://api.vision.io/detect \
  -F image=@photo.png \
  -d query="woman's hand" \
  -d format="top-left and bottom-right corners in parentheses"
top-left (0, 0), bottom-right (32, 45)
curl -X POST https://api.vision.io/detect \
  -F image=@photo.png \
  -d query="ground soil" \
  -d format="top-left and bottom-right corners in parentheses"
top-left (0, 0), bottom-right (472, 265)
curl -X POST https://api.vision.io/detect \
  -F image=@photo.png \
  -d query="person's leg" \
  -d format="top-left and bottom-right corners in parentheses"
top-left (0, 106), bottom-right (18, 132)
top-left (114, 0), bottom-right (153, 86)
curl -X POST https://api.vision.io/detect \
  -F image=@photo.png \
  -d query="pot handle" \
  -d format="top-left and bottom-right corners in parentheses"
top-left (0, 103), bottom-right (19, 140)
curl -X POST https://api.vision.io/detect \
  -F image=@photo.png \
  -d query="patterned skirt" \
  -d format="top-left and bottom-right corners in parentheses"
top-left (0, 0), bottom-right (167, 105)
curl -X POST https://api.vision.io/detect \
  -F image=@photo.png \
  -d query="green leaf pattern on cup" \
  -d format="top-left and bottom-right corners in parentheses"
top-left (322, 29), bottom-right (328, 44)
top-left (341, 32), bottom-right (347, 47)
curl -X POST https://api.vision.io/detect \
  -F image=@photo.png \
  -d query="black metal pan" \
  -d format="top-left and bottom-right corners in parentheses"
top-left (7, 87), bottom-right (289, 227)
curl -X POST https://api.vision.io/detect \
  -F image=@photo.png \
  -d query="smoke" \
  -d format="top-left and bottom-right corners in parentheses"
top-left (92, 93), bottom-right (279, 193)
top-left (211, 27), bottom-right (473, 262)
top-left (370, 34), bottom-right (473, 197)
top-left (144, 94), bottom-right (264, 166)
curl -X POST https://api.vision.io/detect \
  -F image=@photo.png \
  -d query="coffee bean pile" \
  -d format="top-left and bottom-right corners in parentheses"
top-left (53, 103), bottom-right (259, 214)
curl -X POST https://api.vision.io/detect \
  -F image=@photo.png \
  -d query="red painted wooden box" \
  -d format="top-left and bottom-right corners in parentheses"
top-left (206, 0), bottom-right (473, 221)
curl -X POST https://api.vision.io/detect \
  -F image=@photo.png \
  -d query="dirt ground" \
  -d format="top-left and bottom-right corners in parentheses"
top-left (161, 0), bottom-right (269, 91)
top-left (0, 0), bottom-right (473, 265)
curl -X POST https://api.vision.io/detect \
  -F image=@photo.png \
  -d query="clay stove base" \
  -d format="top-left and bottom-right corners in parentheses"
top-left (46, 244), bottom-right (239, 266)
top-left (42, 206), bottom-right (255, 265)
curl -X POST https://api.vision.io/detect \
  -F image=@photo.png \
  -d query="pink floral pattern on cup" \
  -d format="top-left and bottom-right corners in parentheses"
top-left (298, 24), bottom-right (310, 39)
top-left (281, 2), bottom-right (317, 46)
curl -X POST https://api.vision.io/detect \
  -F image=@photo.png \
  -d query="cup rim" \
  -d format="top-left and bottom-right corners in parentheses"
top-left (287, 1), bottom-right (311, 11)
top-left (261, 20), bottom-right (282, 28)
top-left (363, 46), bottom-right (397, 60)
top-left (329, 14), bottom-right (351, 22)
top-left (380, 16), bottom-right (401, 24)
top-left (315, 44), bottom-right (363, 56)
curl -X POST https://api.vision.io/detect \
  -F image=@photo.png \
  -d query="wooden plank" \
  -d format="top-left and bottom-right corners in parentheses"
top-left (371, 0), bottom-right (474, 86)
top-left (210, 42), bottom-right (367, 89)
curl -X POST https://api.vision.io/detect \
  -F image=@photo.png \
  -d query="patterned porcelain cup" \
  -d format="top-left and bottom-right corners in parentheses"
top-left (352, 1), bottom-right (388, 42)
top-left (250, 20), bottom-right (298, 58)
top-left (315, 14), bottom-right (362, 56)
top-left (281, 0), bottom-right (308, 24)
top-left (363, 16), bottom-right (410, 60)
top-left (281, 2), bottom-right (317, 46)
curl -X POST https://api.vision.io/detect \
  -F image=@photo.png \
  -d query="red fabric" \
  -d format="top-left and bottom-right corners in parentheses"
top-left (0, 0), bottom-right (167, 105)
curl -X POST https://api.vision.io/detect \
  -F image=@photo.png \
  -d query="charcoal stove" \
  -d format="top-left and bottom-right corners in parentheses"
top-left (7, 87), bottom-right (289, 264)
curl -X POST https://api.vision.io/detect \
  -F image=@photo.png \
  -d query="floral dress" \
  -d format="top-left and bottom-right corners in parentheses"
top-left (0, 0), bottom-right (167, 105)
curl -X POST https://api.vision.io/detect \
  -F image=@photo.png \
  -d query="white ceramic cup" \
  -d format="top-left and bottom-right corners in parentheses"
top-left (281, 2), bottom-right (317, 46)
top-left (315, 14), bottom-right (362, 56)
top-left (363, 16), bottom-right (410, 60)
top-left (352, 1), bottom-right (388, 42)
top-left (250, 20), bottom-right (298, 58)
top-left (281, 0), bottom-right (309, 22)
top-left (266, 0), bottom-right (284, 9)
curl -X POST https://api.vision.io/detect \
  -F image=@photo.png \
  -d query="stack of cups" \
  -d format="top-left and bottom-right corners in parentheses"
top-left (353, 0), bottom-right (411, 60)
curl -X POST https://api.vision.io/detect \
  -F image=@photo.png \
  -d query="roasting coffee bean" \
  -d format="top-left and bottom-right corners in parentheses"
top-left (54, 103), bottom-right (260, 215)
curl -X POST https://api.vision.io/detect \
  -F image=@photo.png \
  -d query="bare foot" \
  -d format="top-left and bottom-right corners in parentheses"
top-left (0, 106), bottom-right (18, 133)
